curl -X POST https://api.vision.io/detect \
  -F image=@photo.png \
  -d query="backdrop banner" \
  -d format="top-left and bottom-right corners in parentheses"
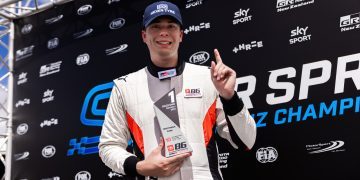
top-left (12, 0), bottom-right (360, 179)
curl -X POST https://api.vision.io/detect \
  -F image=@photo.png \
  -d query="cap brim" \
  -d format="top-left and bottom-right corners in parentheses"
top-left (144, 13), bottom-right (182, 28)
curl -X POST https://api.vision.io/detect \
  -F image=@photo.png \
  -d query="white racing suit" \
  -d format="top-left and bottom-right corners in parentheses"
top-left (99, 62), bottom-right (257, 180)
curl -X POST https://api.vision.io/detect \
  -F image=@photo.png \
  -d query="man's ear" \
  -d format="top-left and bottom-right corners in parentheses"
top-left (179, 30), bottom-right (183, 43)
top-left (141, 30), bottom-right (146, 43)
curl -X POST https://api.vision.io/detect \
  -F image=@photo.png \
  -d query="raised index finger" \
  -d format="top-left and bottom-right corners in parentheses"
top-left (214, 49), bottom-right (223, 64)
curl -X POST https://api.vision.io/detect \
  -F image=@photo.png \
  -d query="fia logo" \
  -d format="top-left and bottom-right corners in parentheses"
top-left (47, 38), bottom-right (59, 49)
top-left (256, 147), bottom-right (278, 163)
top-left (76, 53), bottom-right (90, 66)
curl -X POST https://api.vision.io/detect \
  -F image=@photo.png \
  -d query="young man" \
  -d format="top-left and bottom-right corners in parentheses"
top-left (99, 1), bottom-right (257, 179)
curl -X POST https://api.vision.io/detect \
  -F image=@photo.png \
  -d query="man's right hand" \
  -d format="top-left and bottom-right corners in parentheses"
top-left (136, 137), bottom-right (192, 177)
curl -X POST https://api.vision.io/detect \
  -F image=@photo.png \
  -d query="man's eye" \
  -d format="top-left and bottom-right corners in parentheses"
top-left (152, 25), bottom-right (161, 29)
top-left (168, 24), bottom-right (177, 29)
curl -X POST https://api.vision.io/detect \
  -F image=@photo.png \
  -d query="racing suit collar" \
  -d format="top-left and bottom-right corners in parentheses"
top-left (147, 59), bottom-right (185, 80)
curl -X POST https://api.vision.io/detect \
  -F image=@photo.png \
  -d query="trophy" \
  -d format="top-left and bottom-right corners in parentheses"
top-left (154, 88), bottom-right (192, 157)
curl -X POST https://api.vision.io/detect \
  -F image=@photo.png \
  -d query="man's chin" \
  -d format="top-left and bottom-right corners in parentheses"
top-left (157, 50), bottom-right (173, 57)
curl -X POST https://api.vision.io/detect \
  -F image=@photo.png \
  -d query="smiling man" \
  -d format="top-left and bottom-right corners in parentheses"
top-left (99, 1), bottom-right (257, 180)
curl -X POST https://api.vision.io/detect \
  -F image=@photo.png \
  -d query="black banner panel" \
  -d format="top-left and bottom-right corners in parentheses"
top-left (12, 0), bottom-right (360, 179)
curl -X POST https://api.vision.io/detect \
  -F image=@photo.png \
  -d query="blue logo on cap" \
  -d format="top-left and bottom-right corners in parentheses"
top-left (143, 1), bottom-right (182, 27)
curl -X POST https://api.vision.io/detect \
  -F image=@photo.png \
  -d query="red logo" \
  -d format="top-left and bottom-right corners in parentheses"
top-left (160, 72), bottom-right (169, 76)
top-left (167, 145), bottom-right (174, 152)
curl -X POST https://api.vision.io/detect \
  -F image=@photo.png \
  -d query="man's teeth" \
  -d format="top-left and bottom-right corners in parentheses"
top-left (158, 41), bottom-right (171, 44)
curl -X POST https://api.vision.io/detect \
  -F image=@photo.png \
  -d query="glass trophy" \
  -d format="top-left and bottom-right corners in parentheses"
top-left (154, 88), bottom-right (193, 157)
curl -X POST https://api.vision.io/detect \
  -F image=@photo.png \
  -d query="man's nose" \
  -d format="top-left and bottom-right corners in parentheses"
top-left (159, 28), bottom-right (169, 36)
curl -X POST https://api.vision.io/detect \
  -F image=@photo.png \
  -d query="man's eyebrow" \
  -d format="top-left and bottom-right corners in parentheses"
top-left (152, 17), bottom-right (177, 24)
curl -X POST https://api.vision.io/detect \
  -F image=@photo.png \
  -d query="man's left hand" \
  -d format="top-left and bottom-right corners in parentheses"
top-left (210, 49), bottom-right (236, 100)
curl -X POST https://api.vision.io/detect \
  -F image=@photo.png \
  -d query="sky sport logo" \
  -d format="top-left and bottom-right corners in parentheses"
top-left (276, 0), bottom-right (314, 12)
top-left (17, 72), bottom-right (28, 85)
top-left (289, 26), bottom-right (311, 45)
top-left (42, 89), bottom-right (55, 103)
top-left (186, 0), bottom-right (203, 9)
top-left (233, 8), bottom-right (252, 25)
top-left (340, 12), bottom-right (360, 32)
top-left (256, 147), bottom-right (278, 163)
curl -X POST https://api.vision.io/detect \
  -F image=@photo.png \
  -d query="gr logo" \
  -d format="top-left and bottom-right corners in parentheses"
top-left (68, 82), bottom-right (114, 156)
top-left (340, 13), bottom-right (360, 27)
top-left (80, 82), bottom-right (114, 126)
top-left (276, 0), bottom-right (294, 8)
top-left (70, 82), bottom-right (133, 156)
top-left (256, 147), bottom-right (278, 163)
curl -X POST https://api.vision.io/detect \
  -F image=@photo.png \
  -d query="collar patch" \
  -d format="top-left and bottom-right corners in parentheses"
top-left (158, 68), bottom-right (177, 80)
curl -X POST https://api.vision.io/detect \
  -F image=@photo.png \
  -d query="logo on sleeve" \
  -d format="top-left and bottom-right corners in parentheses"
top-left (184, 88), bottom-right (202, 98)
